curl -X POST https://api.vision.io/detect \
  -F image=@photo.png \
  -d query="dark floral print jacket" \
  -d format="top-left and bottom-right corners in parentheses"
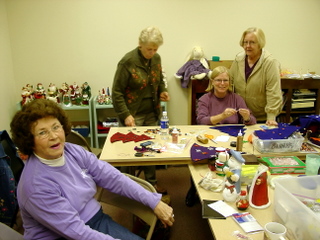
top-left (112, 47), bottom-right (167, 123)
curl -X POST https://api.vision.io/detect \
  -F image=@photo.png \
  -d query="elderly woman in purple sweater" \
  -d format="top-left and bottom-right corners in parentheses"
top-left (197, 66), bottom-right (256, 125)
top-left (10, 99), bottom-right (174, 240)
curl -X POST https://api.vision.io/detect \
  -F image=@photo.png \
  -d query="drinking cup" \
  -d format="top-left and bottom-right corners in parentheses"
top-left (305, 154), bottom-right (320, 176)
top-left (264, 222), bottom-right (286, 240)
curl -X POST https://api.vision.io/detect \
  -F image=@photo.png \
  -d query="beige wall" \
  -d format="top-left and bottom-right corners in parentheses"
top-left (2, 0), bottom-right (320, 130)
top-left (0, 0), bottom-right (17, 132)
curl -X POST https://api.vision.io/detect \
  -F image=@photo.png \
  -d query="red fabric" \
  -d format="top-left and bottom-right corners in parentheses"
top-left (110, 132), bottom-right (126, 143)
top-left (97, 122), bottom-right (111, 134)
top-left (110, 132), bottom-right (152, 143)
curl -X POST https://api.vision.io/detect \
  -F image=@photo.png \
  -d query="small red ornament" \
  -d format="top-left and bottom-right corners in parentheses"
top-left (236, 190), bottom-right (249, 211)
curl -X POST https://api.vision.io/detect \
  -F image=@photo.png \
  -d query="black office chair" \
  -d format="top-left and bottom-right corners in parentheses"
top-left (66, 130), bottom-right (102, 157)
top-left (0, 130), bottom-right (25, 231)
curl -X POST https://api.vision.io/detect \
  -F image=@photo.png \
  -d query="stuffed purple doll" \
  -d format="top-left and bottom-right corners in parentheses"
top-left (175, 46), bottom-right (212, 88)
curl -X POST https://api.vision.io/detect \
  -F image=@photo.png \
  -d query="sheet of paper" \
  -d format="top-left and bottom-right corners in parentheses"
top-left (215, 135), bottom-right (230, 142)
top-left (208, 200), bottom-right (238, 217)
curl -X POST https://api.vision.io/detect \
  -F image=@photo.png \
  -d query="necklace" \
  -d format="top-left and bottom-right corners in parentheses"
top-left (144, 59), bottom-right (150, 66)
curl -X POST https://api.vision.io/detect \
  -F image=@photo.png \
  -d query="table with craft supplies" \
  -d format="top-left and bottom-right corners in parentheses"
top-left (99, 124), bottom-right (315, 166)
top-left (99, 124), bottom-right (319, 240)
top-left (189, 163), bottom-right (276, 240)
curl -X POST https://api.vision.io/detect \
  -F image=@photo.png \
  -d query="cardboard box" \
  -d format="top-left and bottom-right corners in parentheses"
top-left (209, 60), bottom-right (233, 70)
top-left (261, 156), bottom-right (306, 175)
top-left (273, 175), bottom-right (320, 240)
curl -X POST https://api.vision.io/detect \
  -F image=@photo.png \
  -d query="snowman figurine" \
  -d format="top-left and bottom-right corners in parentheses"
top-left (222, 149), bottom-right (245, 202)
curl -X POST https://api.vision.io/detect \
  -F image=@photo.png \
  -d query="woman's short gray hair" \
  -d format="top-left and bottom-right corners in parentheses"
top-left (239, 27), bottom-right (266, 49)
top-left (139, 26), bottom-right (163, 46)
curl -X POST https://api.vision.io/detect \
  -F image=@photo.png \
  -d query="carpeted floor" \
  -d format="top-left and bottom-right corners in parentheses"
top-left (101, 165), bottom-right (215, 240)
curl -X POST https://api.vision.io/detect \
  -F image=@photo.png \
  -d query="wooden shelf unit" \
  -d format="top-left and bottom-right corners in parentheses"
top-left (280, 78), bottom-right (320, 123)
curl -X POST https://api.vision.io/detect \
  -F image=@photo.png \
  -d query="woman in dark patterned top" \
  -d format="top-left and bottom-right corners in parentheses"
top-left (112, 26), bottom-right (170, 194)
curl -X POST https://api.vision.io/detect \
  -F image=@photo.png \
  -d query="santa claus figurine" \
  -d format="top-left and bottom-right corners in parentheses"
top-left (248, 164), bottom-right (271, 209)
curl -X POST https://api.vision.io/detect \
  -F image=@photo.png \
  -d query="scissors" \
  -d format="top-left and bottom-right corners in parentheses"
top-left (204, 134), bottom-right (217, 144)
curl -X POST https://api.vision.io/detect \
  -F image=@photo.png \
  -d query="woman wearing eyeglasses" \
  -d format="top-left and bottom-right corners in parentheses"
top-left (197, 66), bottom-right (256, 125)
top-left (230, 27), bottom-right (282, 126)
top-left (10, 99), bottom-right (174, 240)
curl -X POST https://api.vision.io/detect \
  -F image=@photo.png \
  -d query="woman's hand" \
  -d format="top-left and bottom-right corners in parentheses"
top-left (266, 119), bottom-right (278, 126)
top-left (238, 108), bottom-right (250, 122)
top-left (160, 92), bottom-right (170, 101)
top-left (124, 115), bottom-right (135, 127)
top-left (223, 108), bottom-right (237, 118)
top-left (153, 201), bottom-right (174, 227)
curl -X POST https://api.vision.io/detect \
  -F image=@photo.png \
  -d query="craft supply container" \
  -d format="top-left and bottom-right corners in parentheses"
top-left (273, 175), bottom-right (320, 240)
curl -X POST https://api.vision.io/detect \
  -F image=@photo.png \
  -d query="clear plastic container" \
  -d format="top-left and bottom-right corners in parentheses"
top-left (273, 175), bottom-right (320, 240)
top-left (252, 132), bottom-right (304, 153)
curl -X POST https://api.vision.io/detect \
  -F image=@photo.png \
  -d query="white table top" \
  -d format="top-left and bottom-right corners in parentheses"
top-left (99, 124), bottom-right (311, 166)
top-left (189, 164), bottom-right (275, 240)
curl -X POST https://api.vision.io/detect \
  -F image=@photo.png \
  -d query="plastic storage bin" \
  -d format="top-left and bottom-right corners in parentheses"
top-left (261, 156), bottom-right (306, 175)
top-left (72, 126), bottom-right (90, 137)
top-left (252, 132), bottom-right (304, 153)
top-left (273, 175), bottom-right (320, 240)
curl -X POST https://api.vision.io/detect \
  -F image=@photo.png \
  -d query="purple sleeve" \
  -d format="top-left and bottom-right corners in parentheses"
top-left (80, 148), bottom-right (162, 210)
top-left (196, 93), bottom-right (214, 125)
top-left (23, 189), bottom-right (117, 240)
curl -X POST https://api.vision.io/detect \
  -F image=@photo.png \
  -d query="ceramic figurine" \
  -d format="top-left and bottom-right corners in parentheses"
top-left (59, 82), bottom-right (69, 102)
top-left (222, 178), bottom-right (238, 202)
top-left (26, 84), bottom-right (34, 99)
top-left (82, 82), bottom-right (91, 99)
top-left (222, 150), bottom-right (245, 202)
top-left (215, 152), bottom-right (229, 176)
top-left (82, 92), bottom-right (90, 105)
top-left (105, 87), bottom-right (112, 104)
top-left (21, 87), bottom-right (33, 105)
top-left (248, 164), bottom-right (271, 209)
top-left (62, 90), bottom-right (72, 107)
top-left (74, 88), bottom-right (82, 105)
top-left (34, 83), bottom-right (46, 99)
top-left (97, 90), bottom-right (105, 105)
top-left (69, 82), bottom-right (79, 105)
top-left (47, 83), bottom-right (59, 103)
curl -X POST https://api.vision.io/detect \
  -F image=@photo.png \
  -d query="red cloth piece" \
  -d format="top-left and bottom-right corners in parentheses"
top-left (110, 132), bottom-right (126, 143)
top-left (110, 131), bottom-right (152, 143)
top-left (133, 134), bottom-right (152, 142)
top-left (122, 132), bottom-right (137, 142)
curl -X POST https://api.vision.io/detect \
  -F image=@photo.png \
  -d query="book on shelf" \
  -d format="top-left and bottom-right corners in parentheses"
top-left (291, 101), bottom-right (315, 109)
top-left (232, 212), bottom-right (264, 233)
top-left (292, 98), bottom-right (316, 102)
top-left (293, 89), bottom-right (316, 97)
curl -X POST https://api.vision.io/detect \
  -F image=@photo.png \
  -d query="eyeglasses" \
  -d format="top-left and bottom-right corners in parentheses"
top-left (243, 41), bottom-right (257, 46)
top-left (35, 124), bottom-right (63, 139)
top-left (213, 79), bottom-right (229, 83)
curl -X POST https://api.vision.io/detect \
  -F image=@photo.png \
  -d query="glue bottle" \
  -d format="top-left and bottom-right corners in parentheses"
top-left (172, 127), bottom-right (179, 144)
top-left (236, 130), bottom-right (243, 151)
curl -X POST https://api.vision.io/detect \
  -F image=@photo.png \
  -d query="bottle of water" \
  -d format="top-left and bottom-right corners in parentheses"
top-left (160, 111), bottom-right (169, 138)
